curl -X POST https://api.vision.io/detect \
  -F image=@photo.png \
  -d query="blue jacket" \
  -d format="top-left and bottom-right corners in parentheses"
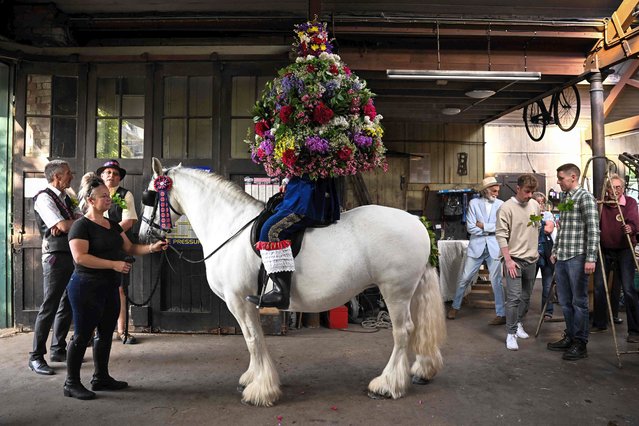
top-left (465, 197), bottom-right (503, 259)
top-left (278, 176), bottom-right (340, 223)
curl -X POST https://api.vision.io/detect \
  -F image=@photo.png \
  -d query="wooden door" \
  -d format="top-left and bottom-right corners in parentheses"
top-left (12, 63), bottom-right (87, 328)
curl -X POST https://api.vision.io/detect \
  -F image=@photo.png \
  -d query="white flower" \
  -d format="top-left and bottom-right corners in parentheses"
top-left (330, 116), bottom-right (349, 128)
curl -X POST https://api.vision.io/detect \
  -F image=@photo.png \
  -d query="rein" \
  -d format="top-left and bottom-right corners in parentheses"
top-left (165, 215), bottom-right (258, 264)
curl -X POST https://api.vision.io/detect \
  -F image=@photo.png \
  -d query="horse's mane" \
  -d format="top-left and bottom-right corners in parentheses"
top-left (169, 166), bottom-right (263, 208)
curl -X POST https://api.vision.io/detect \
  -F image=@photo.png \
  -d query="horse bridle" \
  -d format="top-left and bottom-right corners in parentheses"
top-left (140, 169), bottom-right (259, 264)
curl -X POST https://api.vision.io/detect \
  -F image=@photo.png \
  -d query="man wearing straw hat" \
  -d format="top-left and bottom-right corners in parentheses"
top-left (447, 176), bottom-right (506, 325)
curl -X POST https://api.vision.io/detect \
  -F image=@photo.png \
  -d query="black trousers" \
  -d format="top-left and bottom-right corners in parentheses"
top-left (29, 252), bottom-right (74, 361)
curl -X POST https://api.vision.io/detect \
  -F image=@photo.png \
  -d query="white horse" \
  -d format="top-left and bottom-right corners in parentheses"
top-left (138, 157), bottom-right (446, 406)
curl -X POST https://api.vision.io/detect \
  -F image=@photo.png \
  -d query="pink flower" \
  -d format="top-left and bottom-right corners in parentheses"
top-left (343, 66), bottom-right (351, 76)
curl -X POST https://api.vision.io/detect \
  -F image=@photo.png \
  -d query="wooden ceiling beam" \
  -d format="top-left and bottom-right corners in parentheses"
top-left (603, 59), bottom-right (639, 117)
top-left (603, 115), bottom-right (639, 137)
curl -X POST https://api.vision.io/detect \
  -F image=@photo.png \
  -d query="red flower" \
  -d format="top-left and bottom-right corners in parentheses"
top-left (307, 64), bottom-right (316, 73)
top-left (343, 66), bottom-right (351, 76)
top-left (363, 99), bottom-right (377, 120)
top-left (279, 105), bottom-right (294, 124)
top-left (329, 63), bottom-right (339, 75)
top-left (313, 102), bottom-right (334, 124)
top-left (282, 149), bottom-right (297, 167)
top-left (255, 119), bottom-right (270, 137)
top-left (338, 147), bottom-right (352, 160)
top-left (257, 148), bottom-right (266, 159)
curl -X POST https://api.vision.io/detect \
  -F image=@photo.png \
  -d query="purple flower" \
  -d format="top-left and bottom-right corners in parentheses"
top-left (323, 80), bottom-right (339, 97)
top-left (259, 138), bottom-right (274, 156)
top-left (305, 136), bottom-right (330, 154)
top-left (281, 75), bottom-right (304, 95)
top-left (353, 133), bottom-right (373, 148)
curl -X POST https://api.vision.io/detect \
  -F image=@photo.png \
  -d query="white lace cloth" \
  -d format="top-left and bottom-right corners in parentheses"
top-left (261, 246), bottom-right (295, 273)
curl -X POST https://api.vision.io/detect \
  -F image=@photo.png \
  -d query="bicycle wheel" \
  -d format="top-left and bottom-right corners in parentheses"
top-left (553, 85), bottom-right (580, 132)
top-left (523, 100), bottom-right (546, 141)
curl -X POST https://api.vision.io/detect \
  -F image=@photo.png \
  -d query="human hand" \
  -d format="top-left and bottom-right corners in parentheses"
top-left (149, 240), bottom-right (169, 253)
top-left (505, 259), bottom-right (519, 278)
top-left (623, 224), bottom-right (632, 234)
top-left (476, 221), bottom-right (484, 229)
top-left (113, 261), bottom-right (132, 274)
top-left (585, 262), bottom-right (596, 274)
top-left (50, 225), bottom-right (61, 237)
top-left (549, 254), bottom-right (556, 264)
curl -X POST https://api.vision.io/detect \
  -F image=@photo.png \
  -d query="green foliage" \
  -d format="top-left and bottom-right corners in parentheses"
top-left (419, 216), bottom-right (439, 268)
top-left (527, 213), bottom-right (543, 227)
top-left (111, 192), bottom-right (127, 210)
top-left (557, 198), bottom-right (575, 212)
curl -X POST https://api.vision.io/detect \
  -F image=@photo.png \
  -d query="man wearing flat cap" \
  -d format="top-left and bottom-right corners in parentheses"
top-left (97, 160), bottom-right (139, 344)
top-left (447, 176), bottom-right (506, 325)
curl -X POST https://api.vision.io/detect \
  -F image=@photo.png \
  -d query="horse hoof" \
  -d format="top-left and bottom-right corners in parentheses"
top-left (367, 390), bottom-right (391, 400)
top-left (411, 376), bottom-right (430, 385)
top-left (237, 384), bottom-right (246, 393)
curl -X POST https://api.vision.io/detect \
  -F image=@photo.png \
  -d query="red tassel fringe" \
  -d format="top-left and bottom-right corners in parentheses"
top-left (255, 240), bottom-right (291, 251)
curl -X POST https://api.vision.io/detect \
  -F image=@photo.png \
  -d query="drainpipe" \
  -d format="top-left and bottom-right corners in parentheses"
top-left (588, 71), bottom-right (605, 199)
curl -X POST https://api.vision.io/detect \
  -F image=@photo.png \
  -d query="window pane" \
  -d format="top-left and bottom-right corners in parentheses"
top-left (232, 76), bottom-right (255, 116)
top-left (189, 76), bottom-right (212, 116)
top-left (164, 77), bottom-right (187, 116)
top-left (25, 117), bottom-right (50, 157)
top-left (188, 118), bottom-right (212, 159)
top-left (121, 119), bottom-right (144, 159)
top-left (231, 118), bottom-right (252, 159)
top-left (163, 118), bottom-right (185, 158)
top-left (96, 118), bottom-right (120, 158)
top-left (122, 95), bottom-right (144, 117)
top-left (97, 78), bottom-right (120, 117)
top-left (51, 117), bottom-right (76, 157)
top-left (52, 76), bottom-right (77, 116)
top-left (26, 75), bottom-right (51, 116)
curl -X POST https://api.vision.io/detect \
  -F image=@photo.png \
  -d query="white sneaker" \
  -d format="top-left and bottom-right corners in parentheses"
top-left (516, 322), bottom-right (529, 339)
top-left (506, 333), bottom-right (518, 351)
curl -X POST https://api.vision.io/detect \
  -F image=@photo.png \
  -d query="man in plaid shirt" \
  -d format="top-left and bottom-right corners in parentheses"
top-left (547, 163), bottom-right (599, 360)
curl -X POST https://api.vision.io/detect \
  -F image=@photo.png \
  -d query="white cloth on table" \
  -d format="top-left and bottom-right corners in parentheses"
top-left (438, 240), bottom-right (477, 301)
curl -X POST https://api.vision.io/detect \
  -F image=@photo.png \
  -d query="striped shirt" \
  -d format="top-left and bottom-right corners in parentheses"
top-left (552, 186), bottom-right (600, 262)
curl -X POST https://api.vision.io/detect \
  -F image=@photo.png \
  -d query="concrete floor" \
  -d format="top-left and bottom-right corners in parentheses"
top-left (1, 285), bottom-right (639, 425)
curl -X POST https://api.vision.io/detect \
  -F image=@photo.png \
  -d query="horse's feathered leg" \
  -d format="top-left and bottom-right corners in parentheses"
top-left (409, 265), bottom-right (446, 383)
top-left (225, 297), bottom-right (282, 406)
top-left (367, 292), bottom-right (414, 399)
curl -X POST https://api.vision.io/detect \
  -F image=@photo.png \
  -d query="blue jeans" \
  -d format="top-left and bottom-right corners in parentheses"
top-left (536, 261), bottom-right (555, 316)
top-left (67, 272), bottom-right (120, 347)
top-left (451, 246), bottom-right (505, 316)
top-left (505, 259), bottom-right (537, 334)
top-left (555, 255), bottom-right (589, 343)
top-left (593, 248), bottom-right (639, 335)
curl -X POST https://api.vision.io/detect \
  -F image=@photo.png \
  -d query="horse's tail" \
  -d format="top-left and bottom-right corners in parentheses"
top-left (409, 264), bottom-right (446, 381)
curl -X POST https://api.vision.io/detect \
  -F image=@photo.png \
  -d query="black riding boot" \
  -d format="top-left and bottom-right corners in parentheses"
top-left (63, 338), bottom-right (96, 400)
top-left (90, 335), bottom-right (128, 391)
top-left (246, 271), bottom-right (291, 309)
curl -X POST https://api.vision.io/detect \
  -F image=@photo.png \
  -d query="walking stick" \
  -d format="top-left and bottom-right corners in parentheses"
top-left (121, 256), bottom-right (136, 344)
top-left (534, 272), bottom-right (555, 338)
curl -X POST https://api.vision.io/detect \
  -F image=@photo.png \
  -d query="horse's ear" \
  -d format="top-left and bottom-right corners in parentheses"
top-left (152, 157), bottom-right (164, 176)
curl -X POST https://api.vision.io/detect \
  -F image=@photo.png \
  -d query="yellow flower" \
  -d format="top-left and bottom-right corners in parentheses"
top-left (311, 44), bottom-right (319, 51)
top-left (320, 45), bottom-right (326, 51)
top-left (274, 134), bottom-right (295, 159)
top-left (309, 26), bottom-right (319, 33)
top-left (365, 125), bottom-right (384, 138)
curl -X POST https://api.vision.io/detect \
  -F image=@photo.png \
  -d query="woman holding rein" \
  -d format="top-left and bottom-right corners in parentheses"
top-left (64, 173), bottom-right (167, 400)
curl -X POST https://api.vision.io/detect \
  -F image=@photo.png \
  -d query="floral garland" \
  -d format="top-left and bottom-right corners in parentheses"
top-left (246, 19), bottom-right (387, 180)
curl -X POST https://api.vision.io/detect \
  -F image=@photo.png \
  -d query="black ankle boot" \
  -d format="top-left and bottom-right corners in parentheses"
top-left (64, 339), bottom-right (96, 400)
top-left (91, 335), bottom-right (128, 391)
top-left (246, 271), bottom-right (291, 309)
